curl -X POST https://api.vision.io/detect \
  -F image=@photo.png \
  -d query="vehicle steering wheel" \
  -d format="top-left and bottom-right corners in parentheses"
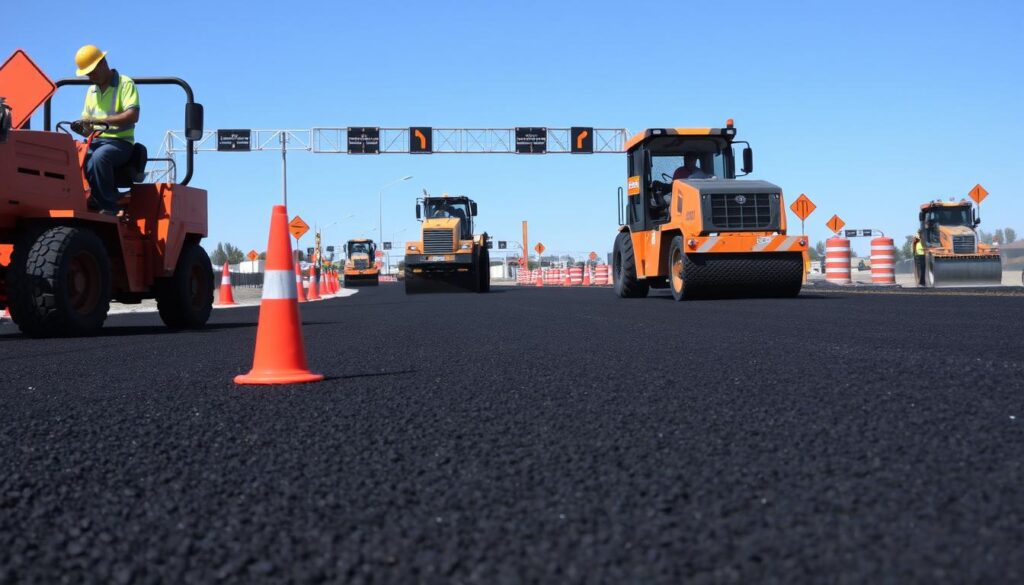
top-left (661, 172), bottom-right (673, 182)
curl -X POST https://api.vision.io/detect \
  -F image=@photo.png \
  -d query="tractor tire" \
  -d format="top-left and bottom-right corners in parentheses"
top-left (613, 231), bottom-right (649, 298)
top-left (8, 226), bottom-right (111, 337)
top-left (668, 236), bottom-right (687, 301)
top-left (478, 246), bottom-right (491, 293)
top-left (156, 242), bottom-right (213, 330)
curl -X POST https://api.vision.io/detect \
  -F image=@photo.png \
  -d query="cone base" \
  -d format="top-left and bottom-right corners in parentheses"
top-left (217, 301), bottom-right (237, 306)
top-left (234, 369), bottom-right (325, 385)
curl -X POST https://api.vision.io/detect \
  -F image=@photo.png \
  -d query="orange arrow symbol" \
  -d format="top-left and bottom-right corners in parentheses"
top-left (576, 130), bottom-right (589, 150)
top-left (414, 129), bottom-right (427, 150)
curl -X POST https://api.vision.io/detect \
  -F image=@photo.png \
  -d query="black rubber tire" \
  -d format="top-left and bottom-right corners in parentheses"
top-left (613, 231), bottom-right (649, 298)
top-left (8, 226), bottom-right (111, 337)
top-left (156, 242), bottom-right (213, 329)
top-left (668, 236), bottom-right (686, 302)
top-left (478, 246), bottom-right (491, 293)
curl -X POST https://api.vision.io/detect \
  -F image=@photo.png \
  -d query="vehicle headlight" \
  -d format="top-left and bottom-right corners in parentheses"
top-left (408, 245), bottom-right (418, 251)
top-left (460, 243), bottom-right (471, 250)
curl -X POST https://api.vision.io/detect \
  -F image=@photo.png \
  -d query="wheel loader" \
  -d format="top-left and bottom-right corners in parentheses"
top-left (912, 199), bottom-right (1002, 287)
top-left (0, 49), bottom-right (211, 337)
top-left (343, 238), bottom-right (380, 286)
top-left (613, 121), bottom-right (807, 301)
top-left (404, 193), bottom-right (490, 294)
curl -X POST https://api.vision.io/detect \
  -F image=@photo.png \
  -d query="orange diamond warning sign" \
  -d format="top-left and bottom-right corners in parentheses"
top-left (288, 216), bottom-right (309, 240)
top-left (790, 194), bottom-right (816, 221)
top-left (826, 214), bottom-right (845, 234)
top-left (968, 184), bottom-right (988, 205)
top-left (534, 243), bottom-right (546, 255)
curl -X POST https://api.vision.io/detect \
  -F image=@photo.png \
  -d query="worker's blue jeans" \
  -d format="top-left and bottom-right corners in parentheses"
top-left (85, 138), bottom-right (134, 212)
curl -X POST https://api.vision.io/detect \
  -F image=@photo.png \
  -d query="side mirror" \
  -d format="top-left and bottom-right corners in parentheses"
top-left (742, 147), bottom-right (754, 174)
top-left (973, 209), bottom-right (980, 226)
top-left (415, 204), bottom-right (421, 219)
top-left (185, 102), bottom-right (204, 141)
top-left (470, 201), bottom-right (478, 216)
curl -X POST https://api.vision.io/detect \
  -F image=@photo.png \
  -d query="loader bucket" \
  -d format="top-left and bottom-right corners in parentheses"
top-left (929, 255), bottom-right (1003, 287)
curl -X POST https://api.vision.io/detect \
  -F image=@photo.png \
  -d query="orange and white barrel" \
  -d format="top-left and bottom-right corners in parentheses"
top-left (870, 237), bottom-right (896, 285)
top-left (569, 267), bottom-right (583, 286)
top-left (825, 237), bottom-right (851, 284)
top-left (594, 264), bottom-right (610, 285)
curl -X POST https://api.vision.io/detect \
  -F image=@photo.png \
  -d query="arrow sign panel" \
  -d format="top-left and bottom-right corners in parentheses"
top-left (826, 214), bottom-right (845, 234)
top-left (789, 193), bottom-right (816, 221)
top-left (969, 183), bottom-right (988, 204)
top-left (289, 216), bottom-right (310, 240)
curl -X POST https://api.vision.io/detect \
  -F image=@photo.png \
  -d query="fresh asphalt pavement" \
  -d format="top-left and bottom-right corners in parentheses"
top-left (1, 284), bottom-right (1022, 583)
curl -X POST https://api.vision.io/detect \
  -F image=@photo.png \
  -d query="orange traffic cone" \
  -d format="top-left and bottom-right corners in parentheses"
top-left (217, 262), bottom-right (236, 305)
top-left (235, 205), bottom-right (323, 385)
top-left (330, 270), bottom-right (339, 294)
top-left (319, 269), bottom-right (330, 297)
top-left (325, 269), bottom-right (335, 295)
top-left (295, 261), bottom-right (307, 303)
top-left (563, 271), bottom-right (571, 287)
top-left (535, 270), bottom-right (543, 287)
top-left (306, 265), bottom-right (321, 301)
top-left (583, 268), bottom-right (591, 286)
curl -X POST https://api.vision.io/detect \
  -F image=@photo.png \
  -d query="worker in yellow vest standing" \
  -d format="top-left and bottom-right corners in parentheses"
top-left (72, 45), bottom-right (140, 216)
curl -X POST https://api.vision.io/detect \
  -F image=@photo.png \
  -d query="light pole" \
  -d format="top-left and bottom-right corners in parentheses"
top-left (379, 176), bottom-right (412, 272)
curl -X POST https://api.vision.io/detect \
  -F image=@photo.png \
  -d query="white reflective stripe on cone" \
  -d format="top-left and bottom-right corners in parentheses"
top-left (263, 270), bottom-right (298, 300)
top-left (221, 276), bottom-right (232, 285)
top-left (825, 247), bottom-right (849, 253)
top-left (825, 267), bottom-right (851, 274)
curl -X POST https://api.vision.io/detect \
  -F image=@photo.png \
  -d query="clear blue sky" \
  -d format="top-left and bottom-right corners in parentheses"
top-left (8, 0), bottom-right (1023, 259)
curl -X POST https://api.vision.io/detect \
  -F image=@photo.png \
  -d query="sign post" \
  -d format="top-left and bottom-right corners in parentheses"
top-left (789, 193), bottom-right (816, 236)
top-left (969, 183), bottom-right (988, 222)
top-left (289, 215), bottom-right (310, 263)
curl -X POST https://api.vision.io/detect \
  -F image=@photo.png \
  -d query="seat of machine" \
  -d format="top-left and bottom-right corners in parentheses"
top-left (113, 142), bottom-right (148, 189)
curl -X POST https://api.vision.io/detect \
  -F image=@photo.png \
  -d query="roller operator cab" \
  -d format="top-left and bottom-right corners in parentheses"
top-left (912, 200), bottom-right (1002, 287)
top-left (614, 122), bottom-right (808, 300)
top-left (404, 193), bottom-right (490, 294)
top-left (0, 49), bottom-right (210, 337)
top-left (343, 238), bottom-right (380, 286)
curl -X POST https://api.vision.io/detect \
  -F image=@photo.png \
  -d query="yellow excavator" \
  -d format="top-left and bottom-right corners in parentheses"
top-left (913, 199), bottom-right (1002, 287)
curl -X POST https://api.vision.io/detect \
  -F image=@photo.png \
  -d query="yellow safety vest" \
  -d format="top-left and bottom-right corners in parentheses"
top-left (914, 240), bottom-right (924, 256)
top-left (82, 70), bottom-right (139, 142)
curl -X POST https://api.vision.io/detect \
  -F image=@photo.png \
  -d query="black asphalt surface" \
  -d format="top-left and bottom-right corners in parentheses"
top-left (2, 284), bottom-right (1023, 583)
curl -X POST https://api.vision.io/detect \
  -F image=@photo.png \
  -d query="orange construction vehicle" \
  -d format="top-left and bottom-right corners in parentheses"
top-left (343, 238), bottom-right (380, 286)
top-left (614, 121), bottom-right (807, 300)
top-left (0, 50), bottom-right (211, 336)
top-left (912, 199), bottom-right (1002, 287)
top-left (404, 193), bottom-right (490, 293)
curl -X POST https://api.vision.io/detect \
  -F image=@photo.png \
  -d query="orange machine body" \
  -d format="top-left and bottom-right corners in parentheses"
top-left (615, 125), bottom-right (807, 299)
top-left (0, 129), bottom-right (207, 303)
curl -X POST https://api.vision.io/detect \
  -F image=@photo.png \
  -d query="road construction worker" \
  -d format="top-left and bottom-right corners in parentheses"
top-left (72, 45), bottom-right (140, 216)
top-left (914, 238), bottom-right (926, 286)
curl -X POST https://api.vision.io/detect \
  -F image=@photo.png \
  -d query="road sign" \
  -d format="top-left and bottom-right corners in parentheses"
top-left (861, 229), bottom-right (873, 237)
top-left (571, 127), bottom-right (593, 154)
top-left (383, 242), bottom-right (392, 250)
top-left (534, 242), bottom-right (546, 255)
top-left (326, 246), bottom-right (335, 252)
top-left (347, 127), bottom-right (380, 154)
top-left (0, 50), bottom-right (56, 129)
top-left (969, 183), bottom-right (988, 204)
top-left (247, 250), bottom-right (259, 261)
top-left (826, 214), bottom-right (845, 234)
top-left (589, 251), bottom-right (598, 261)
top-left (306, 247), bottom-right (314, 257)
top-left (486, 239), bottom-right (494, 249)
top-left (410, 127), bottom-right (432, 153)
top-left (844, 229), bottom-right (858, 238)
top-left (498, 241), bottom-right (507, 249)
top-left (289, 216), bottom-right (310, 240)
top-left (375, 250), bottom-right (385, 258)
top-left (217, 129), bottom-right (251, 151)
top-left (789, 193), bottom-right (816, 221)
top-left (515, 127), bottom-right (547, 154)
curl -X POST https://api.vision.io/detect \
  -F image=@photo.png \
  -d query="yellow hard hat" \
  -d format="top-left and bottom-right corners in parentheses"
top-left (75, 44), bottom-right (108, 76)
